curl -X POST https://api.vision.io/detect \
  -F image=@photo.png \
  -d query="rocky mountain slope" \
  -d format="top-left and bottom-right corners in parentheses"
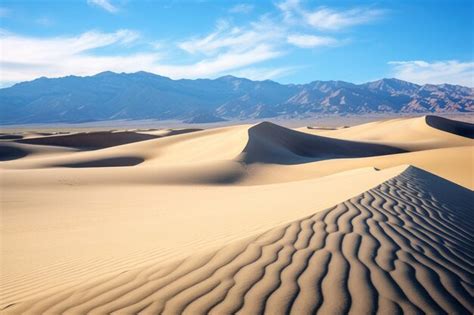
top-left (1, 72), bottom-right (472, 124)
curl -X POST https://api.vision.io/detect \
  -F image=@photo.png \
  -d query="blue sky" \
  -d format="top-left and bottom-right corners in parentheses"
top-left (0, 0), bottom-right (473, 87)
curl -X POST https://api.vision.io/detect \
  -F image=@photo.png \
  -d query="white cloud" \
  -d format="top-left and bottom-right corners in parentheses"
top-left (287, 34), bottom-right (338, 48)
top-left (87, 0), bottom-right (118, 13)
top-left (304, 7), bottom-right (384, 30)
top-left (171, 17), bottom-right (288, 79)
top-left (0, 30), bottom-right (151, 83)
top-left (155, 44), bottom-right (283, 78)
top-left (1, 29), bottom-right (139, 63)
top-left (277, 0), bottom-right (384, 30)
top-left (389, 60), bottom-right (474, 87)
top-left (229, 3), bottom-right (254, 14)
top-left (0, 29), bottom-right (283, 85)
top-left (277, 0), bottom-right (300, 23)
top-left (178, 17), bottom-right (282, 56)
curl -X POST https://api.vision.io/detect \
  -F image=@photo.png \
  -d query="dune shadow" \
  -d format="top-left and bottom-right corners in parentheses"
top-left (240, 122), bottom-right (406, 165)
top-left (58, 157), bottom-right (144, 168)
top-left (17, 132), bottom-right (158, 150)
top-left (16, 129), bottom-right (203, 150)
top-left (425, 115), bottom-right (474, 139)
top-left (165, 128), bottom-right (203, 136)
top-left (0, 144), bottom-right (29, 161)
top-left (0, 134), bottom-right (24, 140)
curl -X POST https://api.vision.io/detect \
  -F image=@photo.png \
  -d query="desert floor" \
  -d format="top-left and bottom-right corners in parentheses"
top-left (0, 115), bottom-right (473, 314)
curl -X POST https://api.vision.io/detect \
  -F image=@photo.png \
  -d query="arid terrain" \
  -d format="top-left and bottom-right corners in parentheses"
top-left (0, 115), bottom-right (473, 314)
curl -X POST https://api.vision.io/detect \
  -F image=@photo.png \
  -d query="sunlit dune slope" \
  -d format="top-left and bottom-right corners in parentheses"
top-left (3, 166), bottom-right (473, 314)
top-left (0, 116), bottom-right (472, 188)
top-left (241, 145), bottom-right (473, 189)
top-left (0, 166), bottom-right (406, 308)
top-left (299, 115), bottom-right (473, 151)
top-left (239, 122), bottom-right (404, 164)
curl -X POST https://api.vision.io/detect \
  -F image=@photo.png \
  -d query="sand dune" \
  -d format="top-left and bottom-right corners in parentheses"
top-left (0, 144), bottom-right (29, 161)
top-left (0, 134), bottom-right (24, 140)
top-left (300, 115), bottom-right (473, 151)
top-left (0, 115), bottom-right (473, 314)
top-left (240, 122), bottom-right (404, 164)
top-left (58, 156), bottom-right (145, 168)
top-left (0, 166), bottom-right (405, 308)
top-left (3, 166), bottom-right (473, 314)
top-left (17, 131), bottom-right (157, 149)
top-left (241, 145), bottom-right (473, 188)
top-left (0, 142), bottom-right (79, 161)
top-left (15, 128), bottom-right (201, 150)
top-left (0, 116), bottom-right (472, 188)
top-left (426, 115), bottom-right (474, 138)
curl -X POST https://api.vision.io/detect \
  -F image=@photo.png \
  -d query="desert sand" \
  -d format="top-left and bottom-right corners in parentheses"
top-left (0, 115), bottom-right (473, 314)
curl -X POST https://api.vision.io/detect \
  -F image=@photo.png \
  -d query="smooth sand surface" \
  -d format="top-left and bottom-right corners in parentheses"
top-left (1, 115), bottom-right (473, 313)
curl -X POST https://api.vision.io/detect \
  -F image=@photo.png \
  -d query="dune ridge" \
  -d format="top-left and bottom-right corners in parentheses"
top-left (301, 116), bottom-right (473, 152)
top-left (425, 115), bottom-right (474, 139)
top-left (1, 116), bottom-right (472, 188)
top-left (15, 128), bottom-right (202, 150)
top-left (4, 166), bottom-right (473, 314)
top-left (240, 122), bottom-right (405, 164)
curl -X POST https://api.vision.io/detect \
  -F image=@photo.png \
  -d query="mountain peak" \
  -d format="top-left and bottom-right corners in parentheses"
top-left (363, 78), bottom-right (421, 93)
top-left (95, 71), bottom-right (118, 77)
top-left (1, 73), bottom-right (472, 124)
top-left (217, 75), bottom-right (246, 81)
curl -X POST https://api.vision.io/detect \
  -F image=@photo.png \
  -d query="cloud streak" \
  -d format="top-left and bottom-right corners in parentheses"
top-left (287, 34), bottom-right (338, 48)
top-left (178, 18), bottom-right (282, 56)
top-left (229, 4), bottom-right (254, 14)
top-left (87, 0), bottom-right (119, 13)
top-left (303, 7), bottom-right (385, 30)
top-left (389, 60), bottom-right (474, 87)
top-left (277, 0), bottom-right (385, 30)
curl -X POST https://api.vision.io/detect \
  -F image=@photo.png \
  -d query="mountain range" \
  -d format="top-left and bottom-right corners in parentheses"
top-left (1, 71), bottom-right (473, 124)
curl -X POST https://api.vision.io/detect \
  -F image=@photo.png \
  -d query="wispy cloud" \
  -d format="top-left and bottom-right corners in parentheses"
top-left (0, 28), bottom-right (283, 85)
top-left (155, 44), bottom-right (283, 78)
top-left (276, 0), bottom-right (300, 23)
top-left (389, 60), bottom-right (474, 87)
top-left (178, 18), bottom-right (282, 56)
top-left (174, 17), bottom-right (295, 79)
top-left (0, 29), bottom-right (147, 83)
top-left (303, 7), bottom-right (384, 30)
top-left (229, 3), bottom-right (254, 14)
top-left (277, 0), bottom-right (384, 30)
top-left (87, 0), bottom-right (119, 13)
top-left (287, 34), bottom-right (338, 48)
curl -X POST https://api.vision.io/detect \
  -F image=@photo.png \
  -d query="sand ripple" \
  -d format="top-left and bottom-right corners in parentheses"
top-left (3, 166), bottom-right (473, 314)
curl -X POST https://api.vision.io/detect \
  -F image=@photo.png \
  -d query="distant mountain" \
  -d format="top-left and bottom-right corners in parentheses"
top-left (1, 72), bottom-right (472, 124)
